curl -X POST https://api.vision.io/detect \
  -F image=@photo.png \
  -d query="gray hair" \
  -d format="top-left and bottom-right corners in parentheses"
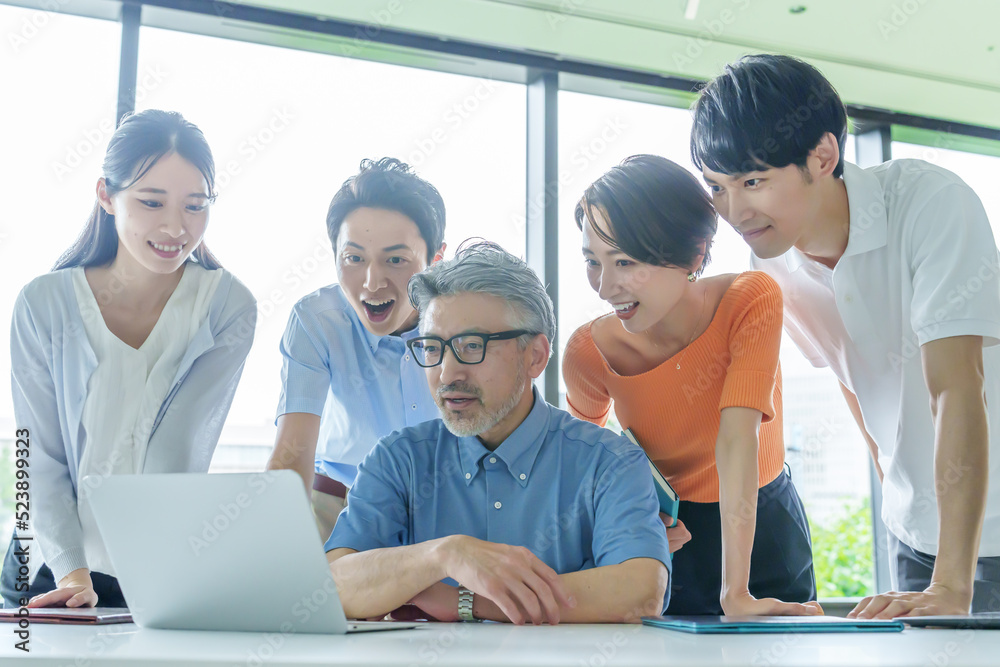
top-left (407, 241), bottom-right (556, 357)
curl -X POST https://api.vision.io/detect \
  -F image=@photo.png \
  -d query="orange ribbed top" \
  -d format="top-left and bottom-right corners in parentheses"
top-left (563, 272), bottom-right (785, 503)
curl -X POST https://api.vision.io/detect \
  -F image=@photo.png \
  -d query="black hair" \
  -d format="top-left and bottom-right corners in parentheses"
top-left (326, 157), bottom-right (446, 262)
top-left (690, 54), bottom-right (848, 178)
top-left (54, 110), bottom-right (221, 271)
top-left (574, 155), bottom-right (717, 275)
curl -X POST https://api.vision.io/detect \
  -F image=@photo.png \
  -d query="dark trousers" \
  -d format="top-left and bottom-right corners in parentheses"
top-left (888, 531), bottom-right (1000, 613)
top-left (666, 469), bottom-right (817, 615)
top-left (0, 534), bottom-right (125, 609)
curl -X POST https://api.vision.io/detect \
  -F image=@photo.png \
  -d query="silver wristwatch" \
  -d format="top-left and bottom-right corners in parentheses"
top-left (457, 586), bottom-right (476, 621)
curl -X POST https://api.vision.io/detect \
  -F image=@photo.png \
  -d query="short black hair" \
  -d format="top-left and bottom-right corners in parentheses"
top-left (690, 54), bottom-right (848, 178)
top-left (326, 157), bottom-right (446, 262)
top-left (575, 154), bottom-right (717, 275)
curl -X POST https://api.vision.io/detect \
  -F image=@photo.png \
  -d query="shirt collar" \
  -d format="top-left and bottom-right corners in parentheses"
top-left (782, 247), bottom-right (808, 273)
top-left (782, 162), bottom-right (888, 273)
top-left (840, 161), bottom-right (888, 259)
top-left (457, 385), bottom-right (549, 488)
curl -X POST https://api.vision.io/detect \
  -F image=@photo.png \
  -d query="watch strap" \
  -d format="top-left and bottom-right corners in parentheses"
top-left (457, 586), bottom-right (476, 621)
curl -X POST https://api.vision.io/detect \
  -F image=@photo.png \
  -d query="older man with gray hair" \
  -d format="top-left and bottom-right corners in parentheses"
top-left (325, 241), bottom-right (670, 625)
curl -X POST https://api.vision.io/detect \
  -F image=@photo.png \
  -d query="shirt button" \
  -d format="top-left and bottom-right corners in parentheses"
top-left (411, 404), bottom-right (416, 410)
top-left (489, 457), bottom-right (497, 464)
top-left (844, 294), bottom-right (853, 303)
top-left (465, 473), bottom-right (471, 480)
top-left (519, 473), bottom-right (526, 481)
top-left (494, 501), bottom-right (502, 510)
top-left (404, 355), bottom-right (410, 361)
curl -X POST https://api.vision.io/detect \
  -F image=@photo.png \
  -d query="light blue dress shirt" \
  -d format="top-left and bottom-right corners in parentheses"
top-left (326, 387), bottom-right (672, 609)
top-left (276, 284), bottom-right (439, 486)
top-left (9, 264), bottom-right (256, 582)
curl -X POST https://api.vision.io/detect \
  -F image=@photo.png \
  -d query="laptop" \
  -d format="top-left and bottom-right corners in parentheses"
top-left (87, 471), bottom-right (418, 634)
top-left (642, 615), bottom-right (904, 633)
top-left (904, 612), bottom-right (1000, 629)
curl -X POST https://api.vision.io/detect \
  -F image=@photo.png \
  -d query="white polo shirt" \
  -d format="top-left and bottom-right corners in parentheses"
top-left (752, 160), bottom-right (1000, 557)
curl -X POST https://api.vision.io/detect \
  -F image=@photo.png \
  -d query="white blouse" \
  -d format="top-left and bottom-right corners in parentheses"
top-left (71, 264), bottom-right (222, 576)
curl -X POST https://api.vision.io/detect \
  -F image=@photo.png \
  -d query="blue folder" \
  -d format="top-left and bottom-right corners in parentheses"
top-left (642, 615), bottom-right (905, 634)
top-left (622, 429), bottom-right (679, 527)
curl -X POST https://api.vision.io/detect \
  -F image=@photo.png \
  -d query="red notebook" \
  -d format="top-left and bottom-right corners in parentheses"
top-left (0, 607), bottom-right (132, 625)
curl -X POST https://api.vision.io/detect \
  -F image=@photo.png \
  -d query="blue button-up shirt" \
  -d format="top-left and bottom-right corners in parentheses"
top-left (327, 387), bottom-right (672, 608)
top-left (276, 284), bottom-right (438, 486)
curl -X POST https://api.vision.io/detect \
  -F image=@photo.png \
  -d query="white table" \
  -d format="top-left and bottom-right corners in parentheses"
top-left (1, 621), bottom-right (997, 666)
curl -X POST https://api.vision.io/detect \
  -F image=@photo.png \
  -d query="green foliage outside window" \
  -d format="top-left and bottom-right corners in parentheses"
top-left (809, 497), bottom-right (874, 598)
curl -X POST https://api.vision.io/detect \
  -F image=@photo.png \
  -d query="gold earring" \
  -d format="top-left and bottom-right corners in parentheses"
top-left (687, 273), bottom-right (696, 282)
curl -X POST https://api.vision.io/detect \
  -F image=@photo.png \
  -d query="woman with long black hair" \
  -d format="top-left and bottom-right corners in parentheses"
top-left (1, 110), bottom-right (256, 609)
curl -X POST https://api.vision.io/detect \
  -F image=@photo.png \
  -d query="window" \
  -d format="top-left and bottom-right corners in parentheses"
top-left (0, 4), bottom-right (121, 535)
top-left (134, 26), bottom-right (526, 471)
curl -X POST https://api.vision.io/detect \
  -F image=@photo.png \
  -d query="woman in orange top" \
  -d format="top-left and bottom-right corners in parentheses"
top-left (563, 155), bottom-right (820, 616)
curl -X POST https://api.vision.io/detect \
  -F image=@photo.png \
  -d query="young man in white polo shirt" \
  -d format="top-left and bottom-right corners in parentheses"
top-left (691, 54), bottom-right (1000, 618)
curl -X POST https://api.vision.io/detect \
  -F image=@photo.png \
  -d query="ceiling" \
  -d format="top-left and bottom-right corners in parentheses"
top-left (234, 0), bottom-right (1000, 131)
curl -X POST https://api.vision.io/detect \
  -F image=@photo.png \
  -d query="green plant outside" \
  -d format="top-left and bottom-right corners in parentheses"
top-left (808, 497), bottom-right (874, 598)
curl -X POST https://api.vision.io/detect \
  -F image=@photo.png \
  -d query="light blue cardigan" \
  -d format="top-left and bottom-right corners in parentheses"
top-left (10, 264), bottom-right (256, 582)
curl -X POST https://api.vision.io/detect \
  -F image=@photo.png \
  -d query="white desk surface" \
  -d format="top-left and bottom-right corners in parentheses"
top-left (2, 622), bottom-right (998, 667)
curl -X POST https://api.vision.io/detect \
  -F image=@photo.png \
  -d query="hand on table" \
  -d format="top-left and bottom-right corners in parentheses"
top-left (27, 568), bottom-right (97, 608)
top-left (722, 590), bottom-right (824, 616)
top-left (847, 583), bottom-right (971, 619)
top-left (440, 535), bottom-right (575, 625)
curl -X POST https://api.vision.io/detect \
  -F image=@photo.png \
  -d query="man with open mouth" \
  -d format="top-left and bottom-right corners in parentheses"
top-left (267, 157), bottom-right (447, 542)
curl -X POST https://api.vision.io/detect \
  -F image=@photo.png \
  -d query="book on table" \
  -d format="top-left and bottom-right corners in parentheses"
top-left (0, 607), bottom-right (132, 625)
top-left (642, 615), bottom-right (905, 634)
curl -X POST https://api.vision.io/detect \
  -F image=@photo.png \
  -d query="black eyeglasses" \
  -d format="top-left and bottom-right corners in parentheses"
top-left (406, 330), bottom-right (538, 368)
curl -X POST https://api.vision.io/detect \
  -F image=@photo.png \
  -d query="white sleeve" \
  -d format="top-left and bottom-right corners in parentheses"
top-left (907, 181), bottom-right (1000, 346)
top-left (10, 291), bottom-right (89, 581)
